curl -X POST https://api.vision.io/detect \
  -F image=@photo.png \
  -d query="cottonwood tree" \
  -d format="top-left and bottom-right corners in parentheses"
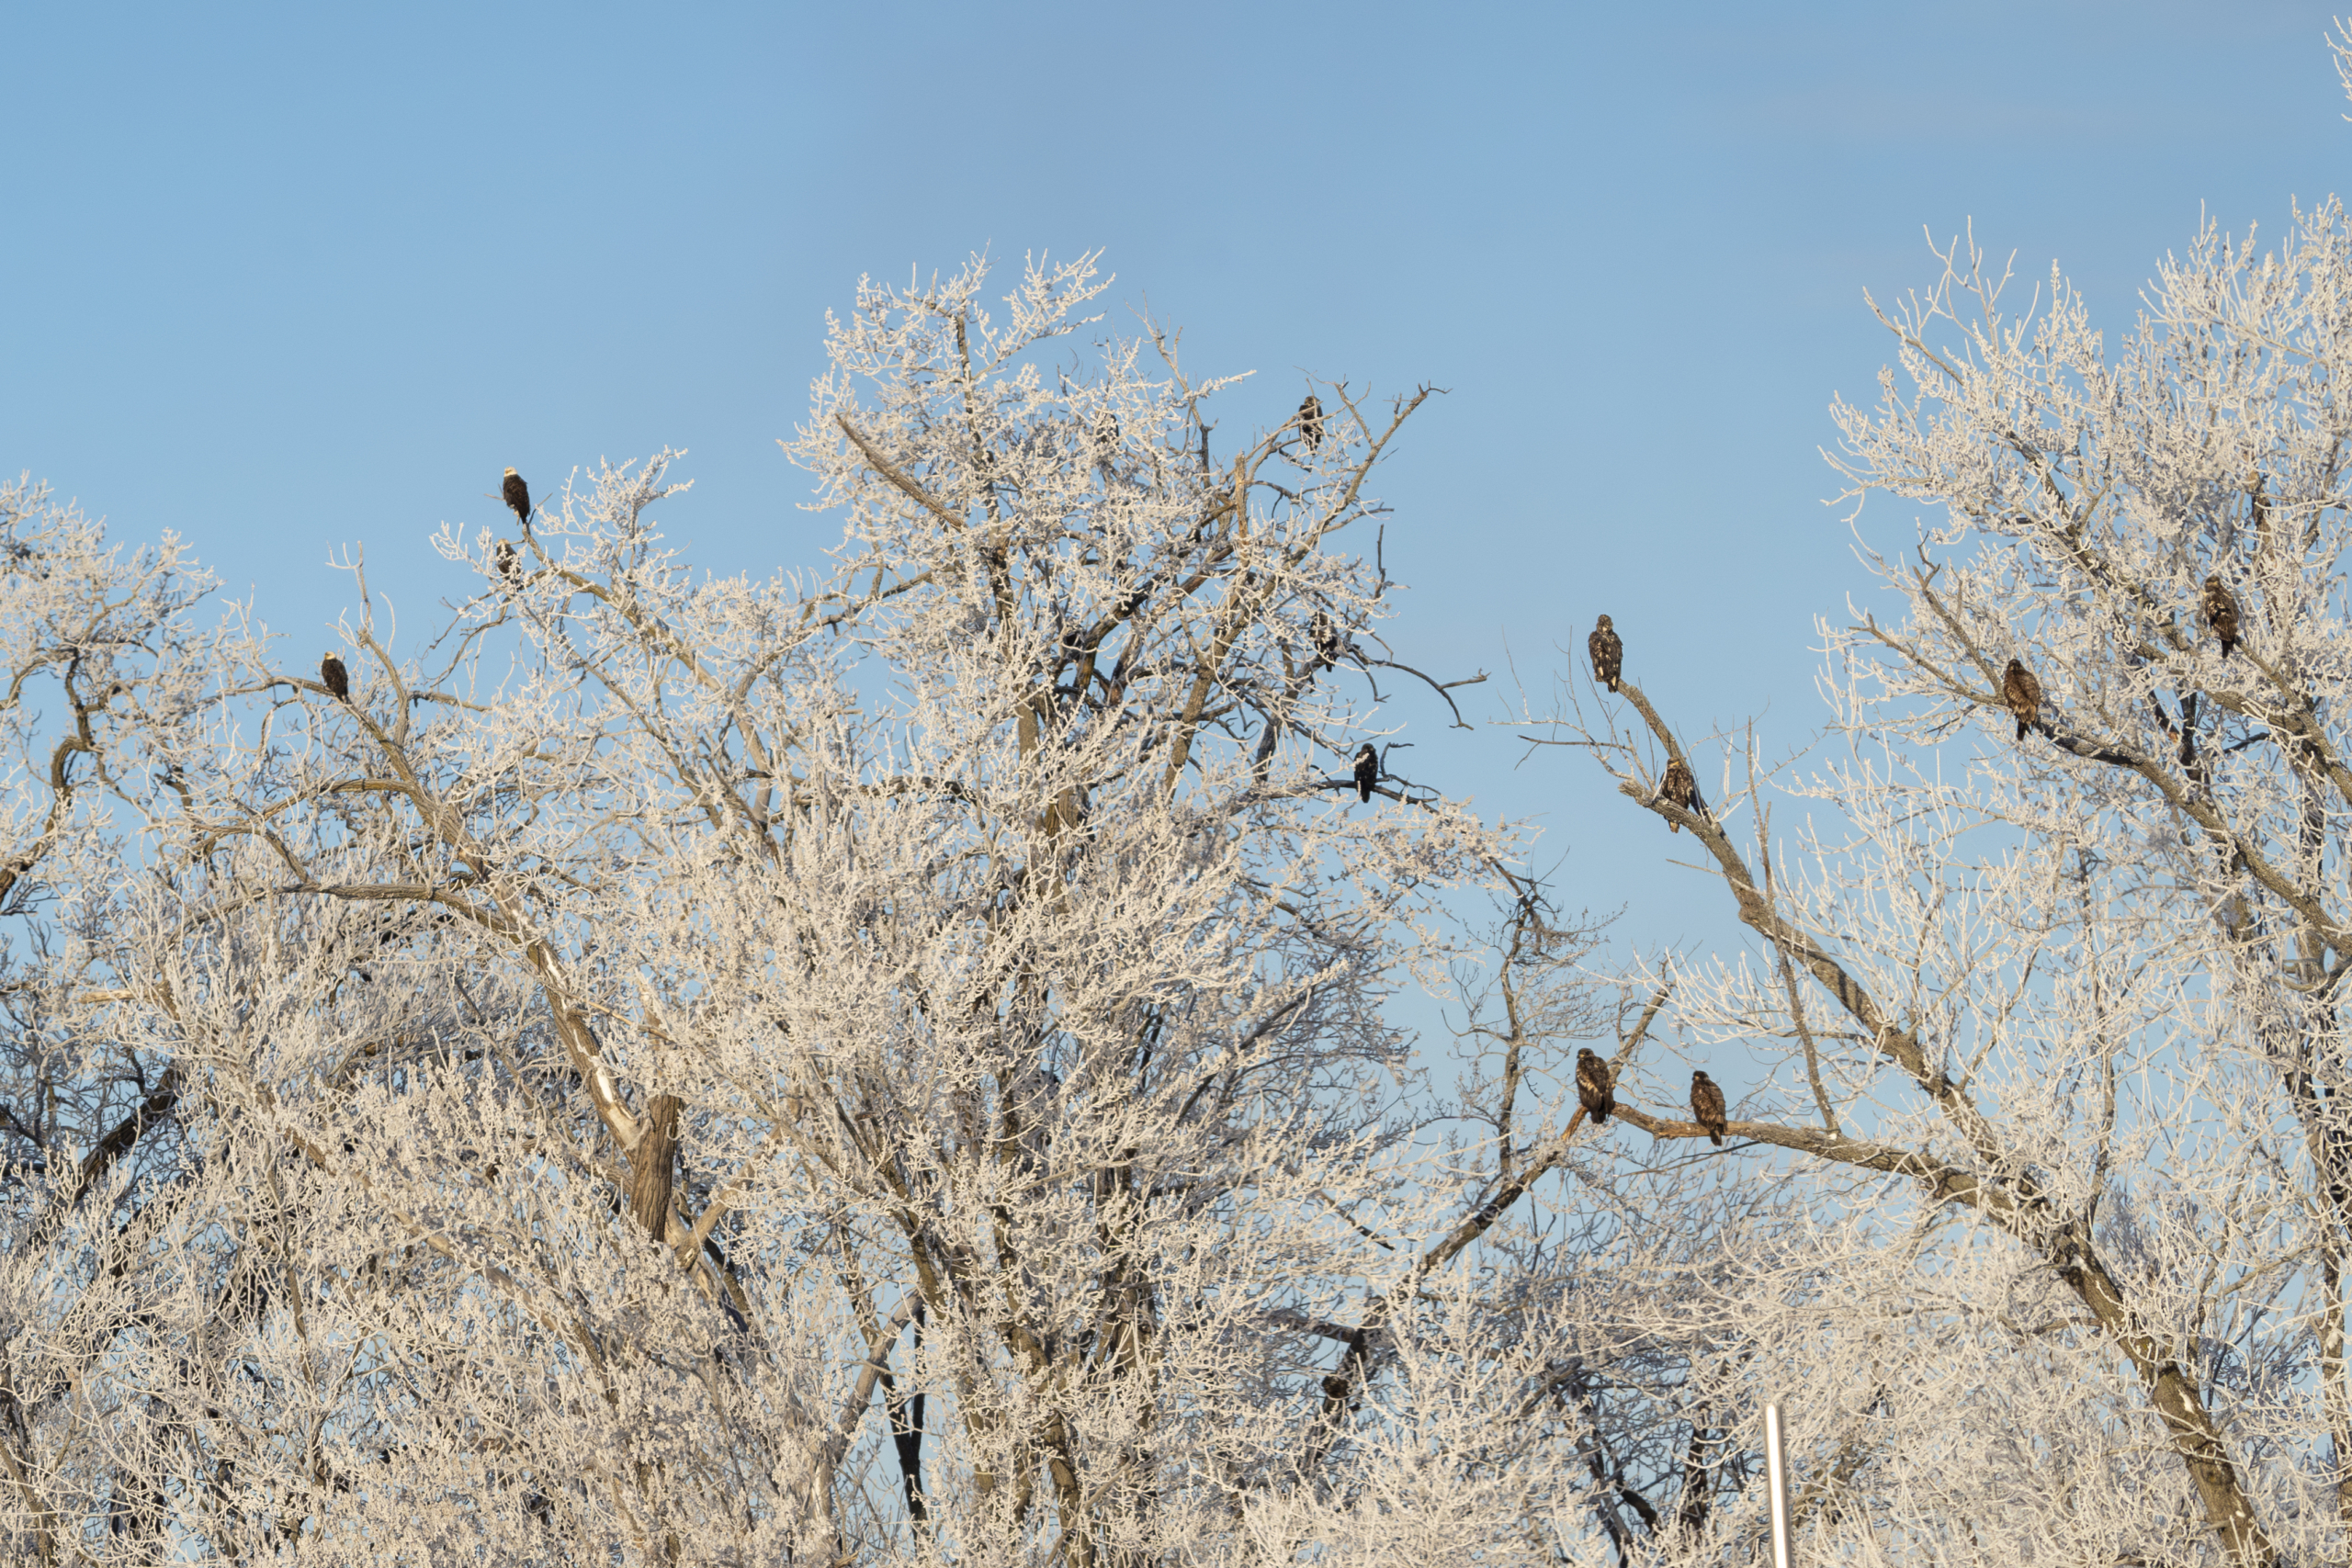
top-left (1524, 42), bottom-right (2352, 1568)
top-left (0, 256), bottom-right (1715, 1566)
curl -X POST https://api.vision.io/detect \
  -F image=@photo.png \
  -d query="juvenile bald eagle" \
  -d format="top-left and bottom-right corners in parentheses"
top-left (1311, 610), bottom-right (1344, 665)
top-left (1589, 614), bottom-right (1622, 694)
top-left (2003, 658), bottom-right (2042, 741)
top-left (1690, 1070), bottom-right (1727, 1146)
top-left (1576, 1048), bottom-right (1614, 1126)
top-left (320, 652), bottom-right (349, 704)
top-left (503, 468), bottom-right (531, 527)
top-left (1353, 743), bottom-right (1378, 803)
top-left (1661, 757), bottom-right (1699, 831)
top-left (2203, 574), bottom-right (2240, 659)
top-left (1297, 393), bottom-right (1324, 453)
top-left (495, 539), bottom-right (520, 588)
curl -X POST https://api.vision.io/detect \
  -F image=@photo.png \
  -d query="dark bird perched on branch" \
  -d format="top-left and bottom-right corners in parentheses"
top-left (2003, 658), bottom-right (2043, 741)
top-left (2203, 574), bottom-right (2241, 659)
top-left (1352, 743), bottom-right (1378, 803)
top-left (2175, 690), bottom-right (2206, 782)
top-left (320, 653), bottom-right (350, 704)
top-left (1661, 757), bottom-right (1700, 831)
top-left (1296, 393), bottom-right (1324, 453)
top-left (1690, 1070), bottom-right (1727, 1146)
top-left (1589, 615), bottom-right (1623, 694)
top-left (1576, 1048), bottom-right (1614, 1126)
top-left (1311, 610), bottom-right (1344, 665)
top-left (503, 468), bottom-right (531, 527)
top-left (495, 539), bottom-right (520, 589)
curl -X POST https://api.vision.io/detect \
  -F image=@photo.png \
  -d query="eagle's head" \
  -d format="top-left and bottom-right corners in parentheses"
top-left (504, 467), bottom-right (520, 478)
top-left (1595, 614), bottom-right (1613, 631)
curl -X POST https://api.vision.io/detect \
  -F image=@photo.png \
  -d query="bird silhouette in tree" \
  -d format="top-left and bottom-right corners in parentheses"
top-left (1690, 1070), bottom-right (1727, 1146)
top-left (1661, 757), bottom-right (1701, 831)
top-left (1589, 614), bottom-right (1622, 694)
top-left (1296, 393), bottom-right (1324, 453)
top-left (1576, 1048), bottom-right (1614, 1126)
top-left (2003, 658), bottom-right (2043, 741)
top-left (2203, 574), bottom-right (2241, 660)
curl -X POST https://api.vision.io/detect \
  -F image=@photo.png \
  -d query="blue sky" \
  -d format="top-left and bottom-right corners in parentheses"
top-left (5, 0), bottom-right (2347, 967)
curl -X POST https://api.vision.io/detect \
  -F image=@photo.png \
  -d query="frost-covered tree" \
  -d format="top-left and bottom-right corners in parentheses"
top-left (1523, 35), bottom-right (2352, 1568)
top-left (0, 255), bottom-right (1717, 1567)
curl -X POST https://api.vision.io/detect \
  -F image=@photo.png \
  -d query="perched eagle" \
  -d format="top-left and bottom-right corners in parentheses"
top-left (1690, 1069), bottom-right (1727, 1146)
top-left (1297, 392), bottom-right (1324, 453)
top-left (320, 652), bottom-right (350, 704)
top-left (1575, 1048), bottom-right (1614, 1126)
top-left (2002, 658), bottom-right (2042, 741)
top-left (1311, 610), bottom-right (1344, 665)
top-left (1093, 409), bottom-right (1119, 454)
top-left (1661, 757), bottom-right (1699, 831)
top-left (1352, 743), bottom-right (1379, 803)
top-left (1589, 614), bottom-right (1622, 694)
top-left (503, 468), bottom-right (531, 527)
top-left (2202, 574), bottom-right (2240, 659)
top-left (495, 539), bottom-right (520, 588)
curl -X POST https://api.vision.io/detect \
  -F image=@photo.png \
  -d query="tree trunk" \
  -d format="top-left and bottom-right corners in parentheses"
top-left (628, 1094), bottom-right (682, 1242)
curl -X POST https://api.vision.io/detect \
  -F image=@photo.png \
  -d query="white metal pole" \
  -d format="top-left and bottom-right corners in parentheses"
top-left (1764, 1401), bottom-right (1794, 1568)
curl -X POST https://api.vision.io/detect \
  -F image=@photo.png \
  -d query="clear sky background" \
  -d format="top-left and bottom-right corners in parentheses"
top-left (5, 0), bottom-right (2348, 997)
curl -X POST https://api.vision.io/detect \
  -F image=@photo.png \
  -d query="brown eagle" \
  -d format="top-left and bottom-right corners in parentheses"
top-left (495, 539), bottom-right (520, 588)
top-left (2002, 658), bottom-right (2042, 741)
top-left (2202, 574), bottom-right (2240, 659)
top-left (1352, 743), bottom-right (1378, 803)
top-left (503, 468), bottom-right (531, 527)
top-left (1311, 610), bottom-right (1344, 664)
top-left (320, 652), bottom-right (350, 704)
top-left (1576, 1048), bottom-right (1614, 1126)
top-left (1690, 1069), bottom-right (1727, 1146)
top-left (1661, 757), bottom-right (1699, 831)
top-left (1589, 614), bottom-right (1623, 694)
top-left (1297, 392), bottom-right (1324, 453)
